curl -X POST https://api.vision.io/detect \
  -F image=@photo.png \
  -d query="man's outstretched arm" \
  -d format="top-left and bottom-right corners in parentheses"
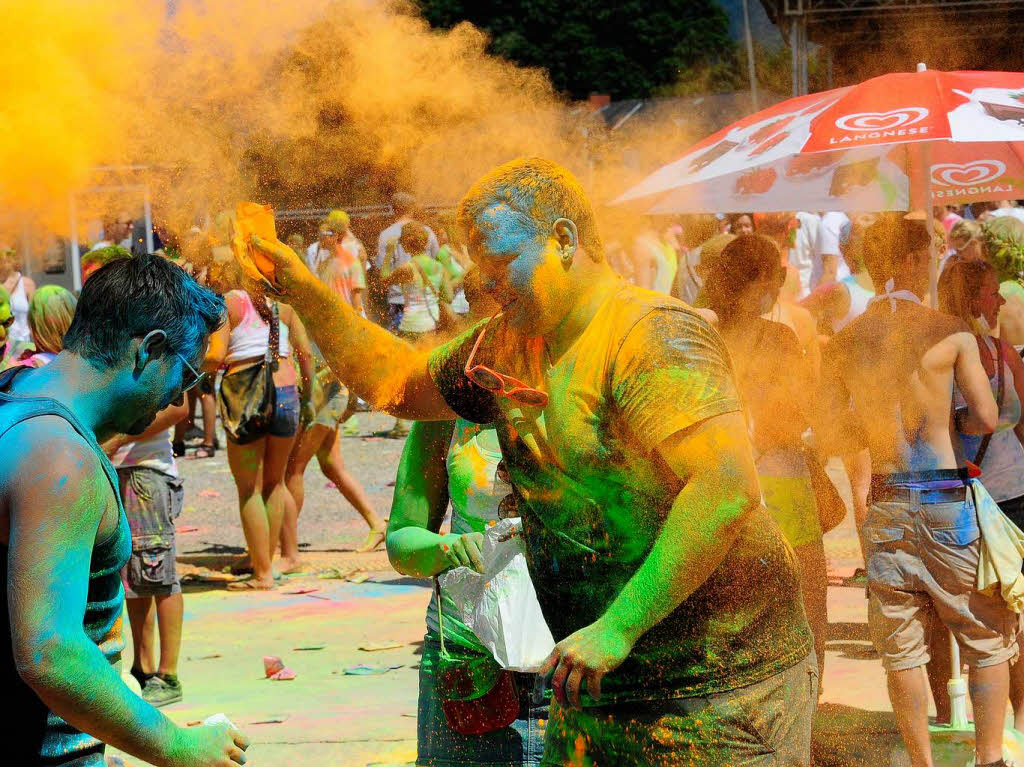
top-left (252, 235), bottom-right (455, 421)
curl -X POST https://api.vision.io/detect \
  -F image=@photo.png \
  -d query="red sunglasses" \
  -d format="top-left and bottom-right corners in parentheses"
top-left (464, 316), bottom-right (549, 408)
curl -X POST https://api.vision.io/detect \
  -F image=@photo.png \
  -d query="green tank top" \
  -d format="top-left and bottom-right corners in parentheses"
top-left (424, 419), bottom-right (509, 653)
top-left (0, 366), bottom-right (132, 765)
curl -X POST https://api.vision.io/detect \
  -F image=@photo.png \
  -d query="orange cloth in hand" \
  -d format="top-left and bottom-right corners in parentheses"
top-left (230, 202), bottom-right (280, 289)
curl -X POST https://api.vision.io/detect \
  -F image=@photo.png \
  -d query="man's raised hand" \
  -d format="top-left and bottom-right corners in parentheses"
top-left (249, 235), bottom-right (312, 296)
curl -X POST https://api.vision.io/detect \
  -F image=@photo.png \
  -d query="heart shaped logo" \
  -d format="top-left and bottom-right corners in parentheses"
top-left (835, 107), bottom-right (929, 132)
top-left (931, 160), bottom-right (1006, 187)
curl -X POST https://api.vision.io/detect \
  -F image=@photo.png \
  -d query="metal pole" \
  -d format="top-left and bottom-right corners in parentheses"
top-left (908, 141), bottom-right (937, 306)
top-left (924, 144), bottom-right (937, 307)
top-left (69, 193), bottom-right (82, 293)
top-left (19, 217), bottom-right (31, 277)
top-left (790, 21), bottom-right (799, 98)
top-left (143, 184), bottom-right (154, 254)
top-left (799, 16), bottom-right (809, 96)
top-left (742, 0), bottom-right (759, 111)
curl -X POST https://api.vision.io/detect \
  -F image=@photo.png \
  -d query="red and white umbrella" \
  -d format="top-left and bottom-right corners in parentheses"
top-left (615, 66), bottom-right (1024, 215)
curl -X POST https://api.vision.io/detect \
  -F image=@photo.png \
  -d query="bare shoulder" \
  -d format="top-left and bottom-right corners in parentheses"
top-left (946, 329), bottom-right (980, 352)
top-left (786, 300), bottom-right (815, 327)
top-left (224, 290), bottom-right (247, 325)
top-left (924, 329), bottom-right (976, 371)
top-left (2, 416), bottom-right (109, 508)
top-left (782, 301), bottom-right (817, 340)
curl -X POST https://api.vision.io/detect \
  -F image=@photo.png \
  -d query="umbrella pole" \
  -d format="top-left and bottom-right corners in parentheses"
top-left (925, 151), bottom-right (938, 308)
top-left (947, 628), bottom-right (970, 729)
top-left (909, 142), bottom-right (938, 306)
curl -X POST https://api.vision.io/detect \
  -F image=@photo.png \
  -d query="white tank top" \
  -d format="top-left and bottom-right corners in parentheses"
top-left (8, 275), bottom-right (30, 344)
top-left (832, 275), bottom-right (874, 333)
top-left (225, 291), bottom-right (291, 364)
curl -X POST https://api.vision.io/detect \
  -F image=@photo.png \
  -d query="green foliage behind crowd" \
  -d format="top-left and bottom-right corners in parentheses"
top-left (417, 0), bottom-right (737, 99)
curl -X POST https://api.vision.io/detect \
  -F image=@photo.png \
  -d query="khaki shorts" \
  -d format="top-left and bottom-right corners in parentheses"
top-left (308, 368), bottom-right (349, 430)
top-left (541, 654), bottom-right (817, 767)
top-left (864, 488), bottom-right (1018, 671)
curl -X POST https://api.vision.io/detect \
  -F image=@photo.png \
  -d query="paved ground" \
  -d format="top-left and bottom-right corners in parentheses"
top-left (104, 417), bottom-right (980, 766)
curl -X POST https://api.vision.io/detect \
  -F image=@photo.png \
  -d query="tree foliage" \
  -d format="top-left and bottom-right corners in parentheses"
top-left (660, 41), bottom-right (828, 99)
top-left (416, 0), bottom-right (737, 100)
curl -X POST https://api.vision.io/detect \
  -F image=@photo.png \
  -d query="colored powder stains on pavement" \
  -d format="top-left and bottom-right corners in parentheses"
top-left (109, 571), bottom-right (427, 765)
top-left (180, 581), bottom-right (431, 623)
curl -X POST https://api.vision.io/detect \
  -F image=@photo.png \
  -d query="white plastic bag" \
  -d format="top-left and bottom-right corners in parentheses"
top-left (438, 517), bottom-right (555, 672)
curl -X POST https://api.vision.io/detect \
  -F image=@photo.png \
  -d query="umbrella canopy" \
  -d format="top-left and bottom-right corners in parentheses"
top-left (615, 68), bottom-right (1024, 215)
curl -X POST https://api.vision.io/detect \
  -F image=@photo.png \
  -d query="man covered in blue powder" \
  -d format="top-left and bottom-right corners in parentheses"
top-left (0, 253), bottom-right (249, 766)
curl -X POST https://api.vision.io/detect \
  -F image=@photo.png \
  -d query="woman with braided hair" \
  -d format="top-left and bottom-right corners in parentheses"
top-left (983, 216), bottom-right (1024, 348)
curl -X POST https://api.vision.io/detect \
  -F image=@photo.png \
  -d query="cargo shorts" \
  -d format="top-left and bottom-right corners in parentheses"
top-left (541, 653), bottom-right (818, 766)
top-left (864, 482), bottom-right (1018, 671)
top-left (117, 467), bottom-right (183, 599)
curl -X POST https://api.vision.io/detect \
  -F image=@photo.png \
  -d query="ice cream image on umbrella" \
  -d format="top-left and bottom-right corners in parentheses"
top-left (949, 88), bottom-right (1024, 138)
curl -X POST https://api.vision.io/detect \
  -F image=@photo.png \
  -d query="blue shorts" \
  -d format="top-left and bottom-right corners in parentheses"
top-left (270, 385), bottom-right (300, 438)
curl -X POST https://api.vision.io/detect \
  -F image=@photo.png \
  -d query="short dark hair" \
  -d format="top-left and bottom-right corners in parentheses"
top-left (862, 213), bottom-right (932, 286)
top-left (702, 234), bottom-right (781, 321)
top-left (64, 252), bottom-right (225, 367)
top-left (400, 222), bottom-right (429, 254)
top-left (457, 157), bottom-right (605, 262)
top-left (728, 212), bottom-right (755, 231)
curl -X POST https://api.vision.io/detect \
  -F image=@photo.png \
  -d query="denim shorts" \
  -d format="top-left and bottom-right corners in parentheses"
top-left (864, 479), bottom-right (1018, 670)
top-left (417, 634), bottom-right (547, 767)
top-left (270, 385), bottom-right (300, 438)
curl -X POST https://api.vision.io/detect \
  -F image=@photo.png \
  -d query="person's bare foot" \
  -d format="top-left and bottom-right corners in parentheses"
top-left (227, 577), bottom-right (276, 591)
top-left (355, 529), bottom-right (386, 553)
top-left (277, 557), bottom-right (303, 574)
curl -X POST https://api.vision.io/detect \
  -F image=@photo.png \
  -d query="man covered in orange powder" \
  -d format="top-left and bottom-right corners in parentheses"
top-left (250, 157), bottom-right (816, 765)
top-left (817, 213), bottom-right (1014, 767)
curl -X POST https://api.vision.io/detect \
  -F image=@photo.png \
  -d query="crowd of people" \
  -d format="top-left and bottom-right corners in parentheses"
top-left (5, 160), bottom-right (1024, 766)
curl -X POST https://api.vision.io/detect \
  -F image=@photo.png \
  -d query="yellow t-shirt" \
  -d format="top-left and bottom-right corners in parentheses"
top-left (429, 283), bottom-right (812, 703)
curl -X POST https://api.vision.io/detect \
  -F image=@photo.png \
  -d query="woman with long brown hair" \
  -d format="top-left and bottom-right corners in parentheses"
top-left (702, 233), bottom-right (828, 683)
top-left (206, 288), bottom-right (314, 589)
